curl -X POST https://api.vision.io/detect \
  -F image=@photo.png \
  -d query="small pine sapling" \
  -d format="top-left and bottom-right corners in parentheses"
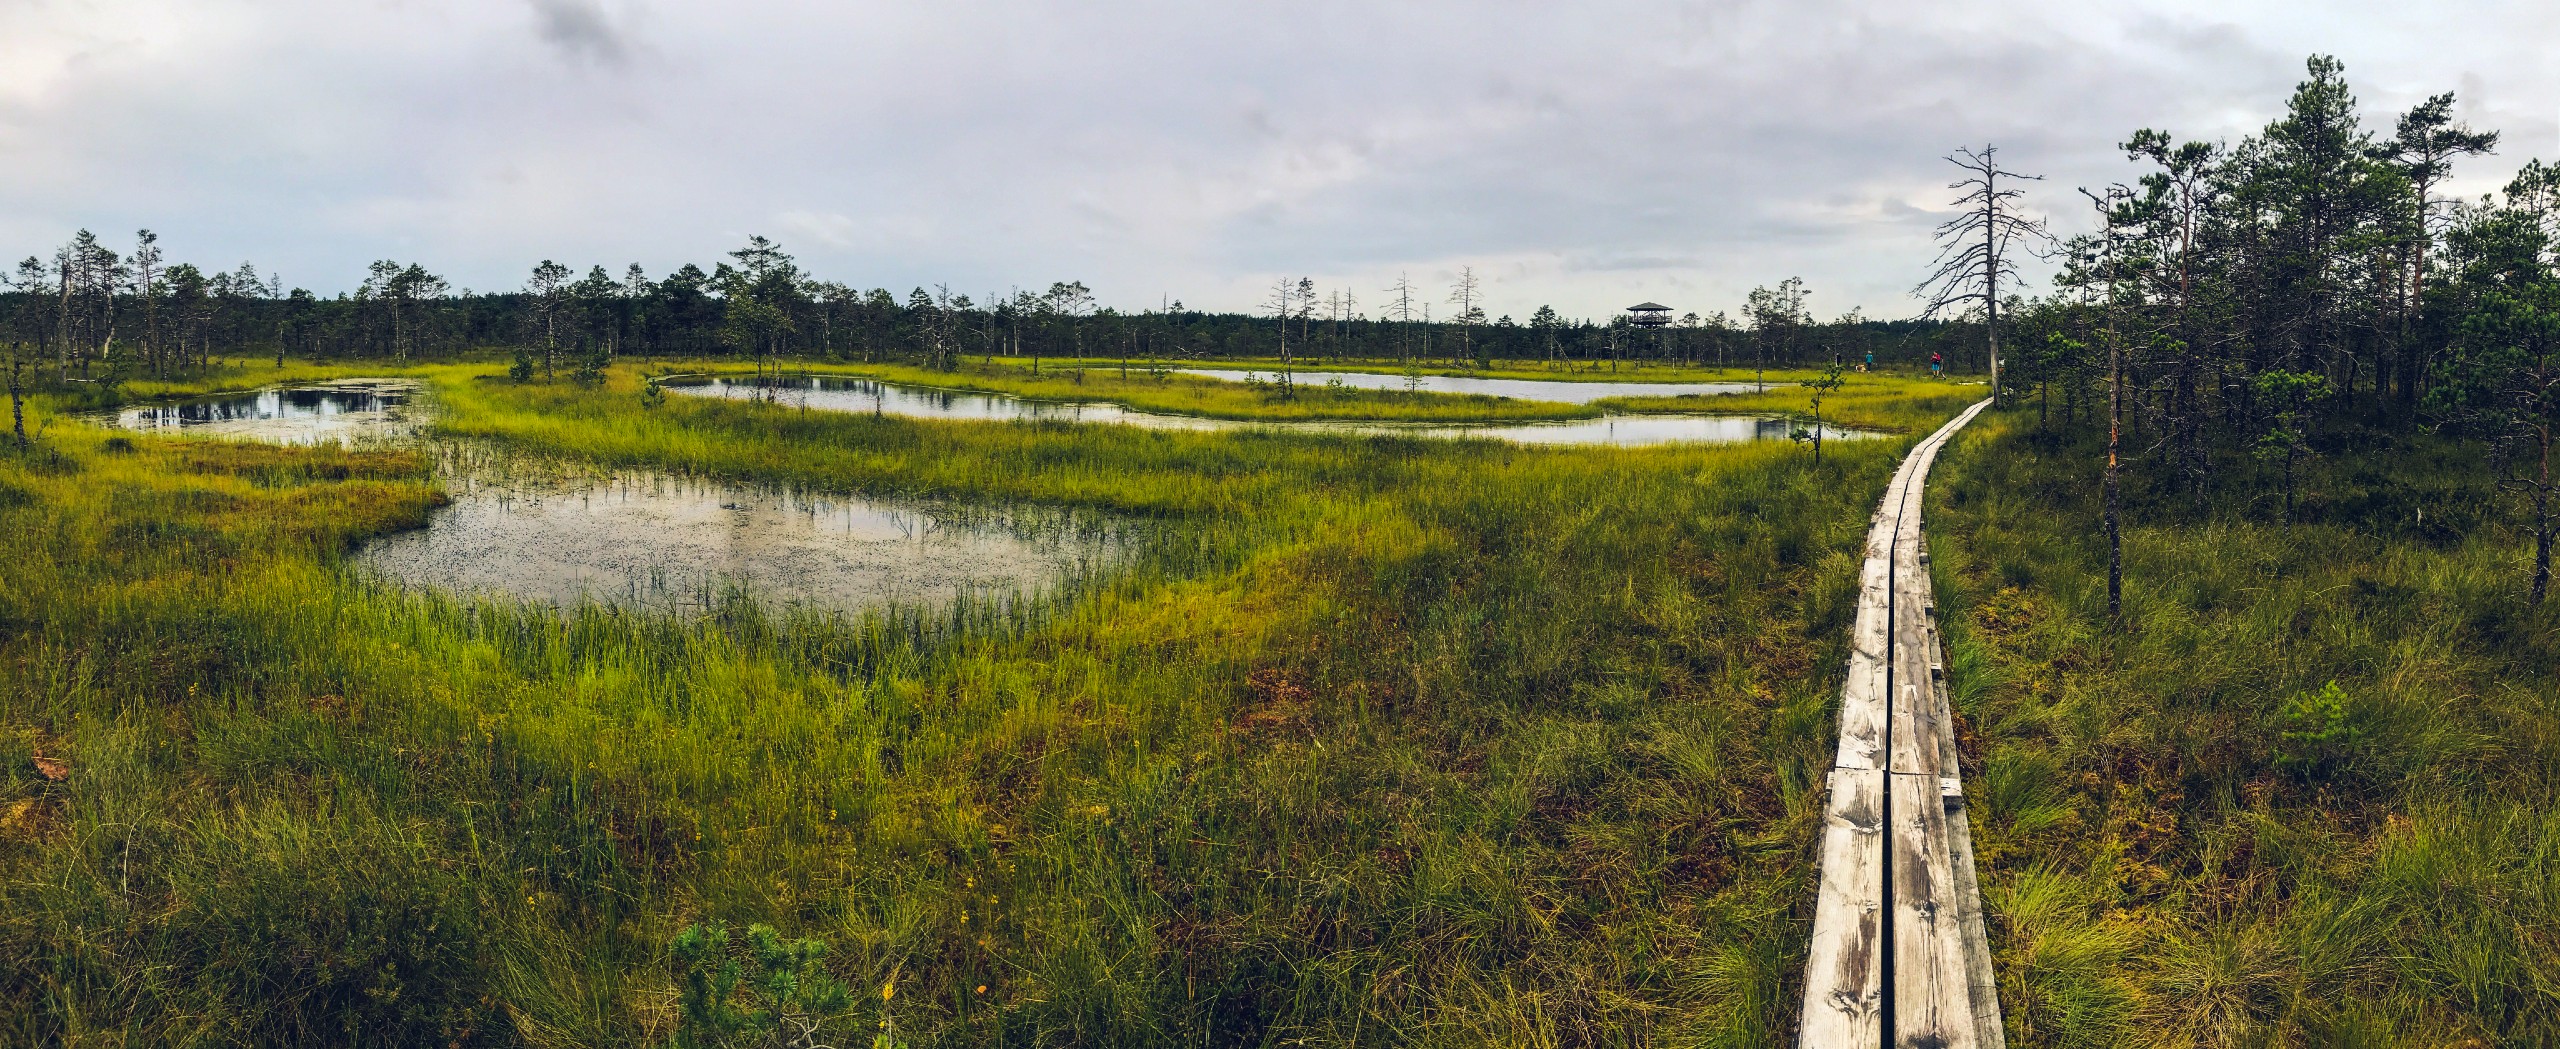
top-left (2274, 680), bottom-right (2360, 781)
top-left (575, 341), bottom-right (609, 386)
top-left (666, 922), bottom-right (854, 1049)
top-left (1798, 360), bottom-right (1848, 465)
top-left (2252, 369), bottom-right (2335, 525)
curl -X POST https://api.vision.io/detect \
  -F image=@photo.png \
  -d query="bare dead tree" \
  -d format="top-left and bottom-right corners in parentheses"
top-left (1329, 288), bottom-right (1353, 361)
top-left (1385, 273), bottom-right (1418, 369)
top-left (1263, 277), bottom-right (1296, 397)
top-left (1915, 145), bottom-right (2052, 404)
top-left (1447, 266), bottom-right (1482, 365)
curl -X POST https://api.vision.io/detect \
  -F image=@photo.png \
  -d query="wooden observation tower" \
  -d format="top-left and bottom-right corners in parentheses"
top-left (1628, 302), bottom-right (1673, 364)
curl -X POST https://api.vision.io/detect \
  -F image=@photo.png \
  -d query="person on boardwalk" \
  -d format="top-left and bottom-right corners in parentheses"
top-left (1930, 351), bottom-right (1943, 375)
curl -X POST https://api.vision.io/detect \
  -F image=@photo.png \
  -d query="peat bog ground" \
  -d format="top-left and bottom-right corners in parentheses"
top-left (1, 360), bottom-right (1978, 1046)
top-left (15, 357), bottom-right (2534, 1047)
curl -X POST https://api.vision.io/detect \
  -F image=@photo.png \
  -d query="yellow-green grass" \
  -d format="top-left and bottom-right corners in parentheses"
top-left (1596, 374), bottom-right (1985, 434)
top-left (0, 367), bottom-right (1973, 1046)
top-left (1930, 410), bottom-right (2560, 1047)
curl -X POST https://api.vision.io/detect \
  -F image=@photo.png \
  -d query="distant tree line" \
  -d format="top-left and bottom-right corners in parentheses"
top-left (2000, 55), bottom-right (2560, 607)
top-left (1, 235), bottom-right (1989, 384)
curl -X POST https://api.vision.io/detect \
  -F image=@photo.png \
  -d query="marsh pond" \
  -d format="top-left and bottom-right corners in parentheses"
top-left (98, 381), bottom-right (1126, 617)
top-left (661, 373), bottom-right (1875, 447)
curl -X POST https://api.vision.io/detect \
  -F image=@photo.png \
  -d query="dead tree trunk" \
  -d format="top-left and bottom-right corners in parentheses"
top-left (1915, 146), bottom-right (2053, 407)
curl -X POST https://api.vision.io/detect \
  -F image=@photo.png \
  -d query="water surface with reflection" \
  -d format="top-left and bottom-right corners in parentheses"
top-left (96, 383), bottom-right (1127, 616)
top-left (109, 379), bottom-right (423, 444)
top-left (663, 374), bottom-right (1873, 447)
top-left (354, 452), bottom-right (1123, 615)
top-left (1178, 368), bottom-right (1756, 403)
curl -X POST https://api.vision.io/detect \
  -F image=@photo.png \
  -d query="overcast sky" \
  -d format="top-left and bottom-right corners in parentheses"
top-left (1, 1), bottom-right (2553, 320)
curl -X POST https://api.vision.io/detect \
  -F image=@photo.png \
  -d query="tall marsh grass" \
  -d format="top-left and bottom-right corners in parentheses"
top-left (1933, 411), bottom-right (2560, 1048)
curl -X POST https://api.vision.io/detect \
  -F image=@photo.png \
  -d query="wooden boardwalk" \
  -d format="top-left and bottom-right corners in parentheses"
top-left (1800, 399), bottom-right (2000, 1049)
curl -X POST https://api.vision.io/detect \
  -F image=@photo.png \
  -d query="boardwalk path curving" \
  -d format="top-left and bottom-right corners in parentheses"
top-left (1799, 398), bottom-right (2000, 1049)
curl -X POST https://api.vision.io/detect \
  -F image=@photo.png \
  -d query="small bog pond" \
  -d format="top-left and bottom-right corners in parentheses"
top-left (671, 373), bottom-right (1176, 427)
top-left (109, 379), bottom-right (423, 444)
top-left (664, 374), bottom-right (1870, 447)
top-left (354, 454), bottom-right (1122, 616)
top-left (94, 384), bottom-right (1125, 617)
top-left (1178, 368), bottom-right (1757, 403)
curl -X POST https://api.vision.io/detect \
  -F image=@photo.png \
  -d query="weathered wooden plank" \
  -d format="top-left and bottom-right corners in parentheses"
top-left (1798, 768), bottom-right (1888, 1046)
top-left (1833, 555), bottom-right (1895, 771)
top-left (1892, 452), bottom-right (1931, 522)
top-left (1866, 511), bottom-right (1902, 563)
top-left (1888, 547), bottom-right (1944, 776)
top-left (1925, 629), bottom-right (1962, 780)
top-left (1841, 423), bottom-right (1933, 772)
top-left (1867, 472), bottom-right (1913, 562)
top-left (1891, 771), bottom-right (1978, 1049)
top-left (1883, 404), bottom-right (1982, 778)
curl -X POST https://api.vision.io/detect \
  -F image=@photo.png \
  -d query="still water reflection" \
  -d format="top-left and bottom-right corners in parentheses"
top-left (96, 384), bottom-right (1124, 616)
top-left (110, 379), bottom-right (422, 444)
top-left (353, 453), bottom-right (1122, 616)
top-left (663, 374), bottom-right (1872, 447)
top-left (1178, 368), bottom-right (1757, 403)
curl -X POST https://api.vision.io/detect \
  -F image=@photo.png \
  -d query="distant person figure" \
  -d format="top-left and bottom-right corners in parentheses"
top-left (1863, 350), bottom-right (1874, 373)
top-left (1930, 351), bottom-right (1943, 376)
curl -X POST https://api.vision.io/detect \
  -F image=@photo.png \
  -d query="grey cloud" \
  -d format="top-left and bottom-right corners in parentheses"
top-left (529, 0), bottom-right (629, 65)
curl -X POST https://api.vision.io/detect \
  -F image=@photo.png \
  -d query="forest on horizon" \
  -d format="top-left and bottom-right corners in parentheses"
top-left (0, 233), bottom-right (1979, 379)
